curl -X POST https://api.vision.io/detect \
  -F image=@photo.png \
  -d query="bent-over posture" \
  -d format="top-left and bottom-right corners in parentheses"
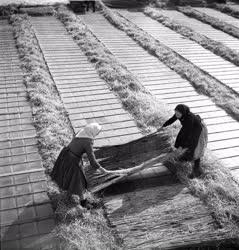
top-left (50, 122), bottom-right (109, 206)
top-left (158, 104), bottom-right (208, 178)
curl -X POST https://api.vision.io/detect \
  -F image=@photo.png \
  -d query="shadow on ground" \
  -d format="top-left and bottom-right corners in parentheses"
top-left (1, 198), bottom-right (57, 250)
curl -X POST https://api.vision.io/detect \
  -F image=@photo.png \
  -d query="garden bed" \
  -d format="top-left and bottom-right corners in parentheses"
top-left (56, 5), bottom-right (177, 135)
top-left (10, 11), bottom-right (122, 250)
top-left (100, 4), bottom-right (239, 124)
top-left (178, 6), bottom-right (239, 39)
top-left (3, 3), bottom-right (239, 248)
top-left (144, 6), bottom-right (239, 68)
top-left (213, 3), bottom-right (239, 19)
top-left (97, 0), bottom-right (239, 240)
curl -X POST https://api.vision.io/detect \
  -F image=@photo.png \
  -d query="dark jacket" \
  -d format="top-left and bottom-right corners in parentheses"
top-left (163, 112), bottom-right (203, 161)
top-left (68, 137), bottom-right (101, 169)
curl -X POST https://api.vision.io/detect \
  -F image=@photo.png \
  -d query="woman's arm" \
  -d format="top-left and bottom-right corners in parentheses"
top-left (157, 115), bottom-right (177, 132)
top-left (85, 140), bottom-right (102, 169)
top-left (85, 140), bottom-right (110, 173)
top-left (162, 114), bottom-right (177, 127)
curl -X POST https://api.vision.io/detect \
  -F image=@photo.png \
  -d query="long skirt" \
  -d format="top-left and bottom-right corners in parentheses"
top-left (50, 147), bottom-right (87, 196)
top-left (193, 121), bottom-right (208, 160)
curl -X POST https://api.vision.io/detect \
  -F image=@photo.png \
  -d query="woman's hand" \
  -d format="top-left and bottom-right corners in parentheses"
top-left (97, 167), bottom-right (125, 176)
top-left (97, 167), bottom-right (110, 174)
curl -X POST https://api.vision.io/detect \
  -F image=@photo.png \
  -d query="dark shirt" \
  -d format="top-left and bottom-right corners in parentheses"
top-left (68, 137), bottom-right (101, 169)
top-left (163, 112), bottom-right (203, 160)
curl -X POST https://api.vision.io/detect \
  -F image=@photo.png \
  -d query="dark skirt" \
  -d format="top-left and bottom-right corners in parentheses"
top-left (50, 147), bottom-right (87, 196)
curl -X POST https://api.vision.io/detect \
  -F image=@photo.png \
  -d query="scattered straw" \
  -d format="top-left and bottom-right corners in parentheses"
top-left (10, 13), bottom-right (72, 172)
top-left (99, 3), bottom-right (239, 123)
top-left (213, 3), bottom-right (239, 19)
top-left (10, 11), bottom-right (122, 250)
top-left (98, 0), bottom-right (239, 236)
top-left (144, 6), bottom-right (239, 68)
top-left (178, 6), bottom-right (239, 40)
top-left (56, 4), bottom-right (177, 137)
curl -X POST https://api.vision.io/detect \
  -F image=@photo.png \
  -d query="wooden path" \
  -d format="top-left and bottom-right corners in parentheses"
top-left (122, 10), bottom-right (239, 93)
top-left (30, 16), bottom-right (142, 148)
top-left (1, 9), bottom-right (238, 249)
top-left (194, 7), bottom-right (239, 27)
top-left (0, 20), bottom-right (56, 250)
top-left (29, 16), bottom-right (172, 186)
top-left (82, 13), bottom-right (239, 177)
top-left (155, 9), bottom-right (239, 52)
top-left (82, 13), bottom-right (238, 248)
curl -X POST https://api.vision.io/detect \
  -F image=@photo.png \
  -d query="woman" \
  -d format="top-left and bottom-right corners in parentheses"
top-left (50, 122), bottom-right (110, 206)
top-left (158, 104), bottom-right (208, 178)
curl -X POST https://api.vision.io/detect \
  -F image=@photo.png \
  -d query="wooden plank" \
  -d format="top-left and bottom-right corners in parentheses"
top-left (122, 9), bottom-right (239, 93)
top-left (31, 16), bottom-right (142, 148)
top-left (0, 21), bottom-right (55, 248)
top-left (194, 7), bottom-right (239, 28)
top-left (208, 138), bottom-right (239, 150)
top-left (213, 146), bottom-right (239, 158)
top-left (220, 156), bottom-right (239, 169)
top-left (82, 12), bottom-right (239, 171)
top-left (157, 9), bottom-right (239, 51)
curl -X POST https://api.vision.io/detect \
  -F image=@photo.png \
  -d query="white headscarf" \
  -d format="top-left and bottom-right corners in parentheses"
top-left (76, 122), bottom-right (102, 139)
